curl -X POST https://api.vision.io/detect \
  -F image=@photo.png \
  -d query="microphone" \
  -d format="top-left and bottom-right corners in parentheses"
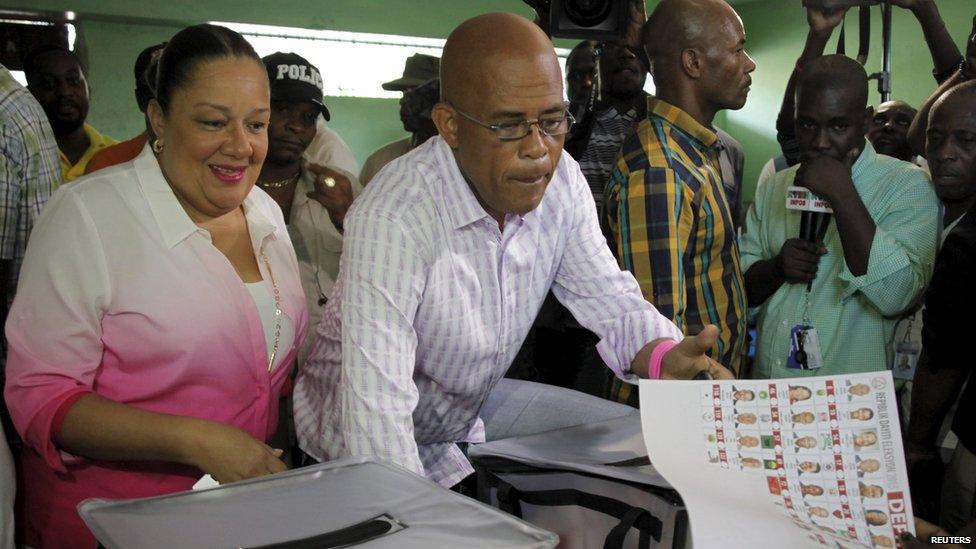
top-left (800, 210), bottom-right (831, 244)
top-left (786, 186), bottom-right (833, 290)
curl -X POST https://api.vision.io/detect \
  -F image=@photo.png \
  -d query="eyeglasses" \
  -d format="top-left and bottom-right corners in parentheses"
top-left (451, 104), bottom-right (576, 141)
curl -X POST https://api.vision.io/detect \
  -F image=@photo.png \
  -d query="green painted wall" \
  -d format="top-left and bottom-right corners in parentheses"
top-left (0, 0), bottom-right (542, 167)
top-left (5, 0), bottom-right (972, 182)
top-left (728, 0), bottom-right (974, 204)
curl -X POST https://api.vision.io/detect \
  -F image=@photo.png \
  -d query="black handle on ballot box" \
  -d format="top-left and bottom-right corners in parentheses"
top-left (692, 370), bottom-right (713, 381)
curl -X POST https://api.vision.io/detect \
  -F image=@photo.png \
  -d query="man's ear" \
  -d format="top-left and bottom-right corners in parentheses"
top-left (863, 106), bottom-right (874, 130)
top-left (432, 103), bottom-right (459, 149)
top-left (680, 48), bottom-right (703, 79)
top-left (147, 99), bottom-right (166, 143)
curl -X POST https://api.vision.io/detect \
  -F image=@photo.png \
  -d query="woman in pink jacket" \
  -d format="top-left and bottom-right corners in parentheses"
top-left (4, 24), bottom-right (308, 548)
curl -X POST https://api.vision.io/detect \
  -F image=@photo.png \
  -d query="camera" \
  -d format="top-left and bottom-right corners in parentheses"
top-left (549, 0), bottom-right (630, 41)
top-left (801, 0), bottom-right (879, 8)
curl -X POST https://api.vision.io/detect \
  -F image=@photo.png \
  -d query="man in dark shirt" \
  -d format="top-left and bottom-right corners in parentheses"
top-left (907, 80), bottom-right (976, 532)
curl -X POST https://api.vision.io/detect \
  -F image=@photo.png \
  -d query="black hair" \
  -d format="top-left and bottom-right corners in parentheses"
top-left (134, 42), bottom-right (167, 112)
top-left (154, 24), bottom-right (262, 113)
top-left (23, 44), bottom-right (80, 84)
top-left (796, 54), bottom-right (869, 110)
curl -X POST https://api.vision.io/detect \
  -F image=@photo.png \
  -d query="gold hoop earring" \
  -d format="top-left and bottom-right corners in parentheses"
top-left (152, 138), bottom-right (164, 153)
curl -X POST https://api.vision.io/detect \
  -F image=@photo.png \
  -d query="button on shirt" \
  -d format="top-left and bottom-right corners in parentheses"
top-left (288, 160), bottom-right (363, 364)
top-left (294, 136), bottom-right (682, 488)
top-left (740, 142), bottom-right (938, 378)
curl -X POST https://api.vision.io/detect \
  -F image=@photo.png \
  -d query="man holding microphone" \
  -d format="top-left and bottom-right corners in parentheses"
top-left (740, 55), bottom-right (938, 379)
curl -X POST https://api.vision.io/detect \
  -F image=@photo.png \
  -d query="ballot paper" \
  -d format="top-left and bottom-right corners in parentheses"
top-left (191, 474), bottom-right (219, 490)
top-left (639, 372), bottom-right (913, 549)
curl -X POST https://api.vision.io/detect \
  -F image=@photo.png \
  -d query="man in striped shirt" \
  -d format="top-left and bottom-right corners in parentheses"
top-left (294, 13), bottom-right (731, 489)
top-left (572, 41), bottom-right (649, 215)
top-left (605, 0), bottom-right (754, 405)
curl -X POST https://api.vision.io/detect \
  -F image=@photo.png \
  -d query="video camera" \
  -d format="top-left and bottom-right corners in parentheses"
top-left (548, 0), bottom-right (629, 41)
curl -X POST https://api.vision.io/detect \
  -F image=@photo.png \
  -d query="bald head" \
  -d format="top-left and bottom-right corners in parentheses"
top-left (642, 0), bottom-right (754, 124)
top-left (433, 13), bottom-right (567, 227)
top-left (441, 13), bottom-right (560, 110)
top-left (568, 40), bottom-right (598, 62)
top-left (877, 100), bottom-right (915, 116)
top-left (644, 0), bottom-right (739, 74)
top-left (797, 55), bottom-right (869, 109)
top-left (927, 81), bottom-right (976, 203)
top-left (932, 80), bottom-right (976, 120)
top-left (566, 40), bottom-right (597, 103)
top-left (867, 99), bottom-right (916, 160)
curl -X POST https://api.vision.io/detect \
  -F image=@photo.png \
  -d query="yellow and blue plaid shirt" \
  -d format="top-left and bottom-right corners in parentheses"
top-left (605, 97), bottom-right (747, 399)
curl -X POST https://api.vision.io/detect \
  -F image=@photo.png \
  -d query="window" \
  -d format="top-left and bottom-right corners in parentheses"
top-left (214, 21), bottom-right (655, 99)
top-left (214, 21), bottom-right (575, 99)
top-left (0, 14), bottom-right (77, 85)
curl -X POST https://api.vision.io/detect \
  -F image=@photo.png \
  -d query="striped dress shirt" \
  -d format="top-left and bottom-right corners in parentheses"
top-left (740, 142), bottom-right (939, 378)
top-left (294, 136), bottom-right (682, 487)
top-left (605, 97), bottom-right (747, 401)
top-left (578, 105), bottom-right (637, 213)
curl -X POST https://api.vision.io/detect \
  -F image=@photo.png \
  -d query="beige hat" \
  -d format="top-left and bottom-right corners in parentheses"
top-left (382, 53), bottom-right (440, 91)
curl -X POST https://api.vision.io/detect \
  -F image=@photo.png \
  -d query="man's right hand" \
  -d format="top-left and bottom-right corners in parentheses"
top-left (964, 15), bottom-right (976, 80)
top-left (777, 238), bottom-right (826, 284)
top-left (807, 5), bottom-right (848, 36)
top-left (660, 326), bottom-right (735, 380)
top-left (523, 0), bottom-right (551, 34)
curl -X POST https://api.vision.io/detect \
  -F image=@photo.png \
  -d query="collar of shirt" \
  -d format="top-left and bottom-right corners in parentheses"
top-left (849, 141), bottom-right (876, 188)
top-left (425, 137), bottom-right (507, 230)
top-left (59, 123), bottom-right (117, 181)
top-left (595, 104), bottom-right (637, 124)
top-left (646, 96), bottom-right (718, 149)
top-left (57, 124), bottom-right (115, 162)
top-left (133, 144), bottom-right (278, 249)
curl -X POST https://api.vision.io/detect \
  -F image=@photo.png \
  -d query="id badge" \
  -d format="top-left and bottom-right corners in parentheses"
top-left (892, 341), bottom-right (920, 380)
top-left (787, 325), bottom-right (824, 370)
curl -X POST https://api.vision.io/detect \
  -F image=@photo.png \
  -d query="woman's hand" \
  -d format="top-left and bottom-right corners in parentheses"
top-left (184, 421), bottom-right (287, 484)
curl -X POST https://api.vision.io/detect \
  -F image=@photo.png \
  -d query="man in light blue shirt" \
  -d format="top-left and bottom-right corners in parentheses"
top-left (741, 55), bottom-right (938, 378)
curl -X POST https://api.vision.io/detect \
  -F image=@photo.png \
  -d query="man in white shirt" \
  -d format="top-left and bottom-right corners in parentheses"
top-left (295, 12), bottom-right (730, 489)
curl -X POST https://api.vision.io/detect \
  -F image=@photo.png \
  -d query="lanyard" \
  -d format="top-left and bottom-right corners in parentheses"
top-left (801, 289), bottom-right (813, 327)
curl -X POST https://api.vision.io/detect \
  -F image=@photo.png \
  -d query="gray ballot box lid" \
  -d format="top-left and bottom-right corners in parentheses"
top-left (78, 457), bottom-right (559, 549)
top-left (469, 414), bottom-right (674, 487)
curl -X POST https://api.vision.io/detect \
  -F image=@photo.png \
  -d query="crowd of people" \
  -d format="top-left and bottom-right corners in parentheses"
top-left (0, 0), bottom-right (974, 547)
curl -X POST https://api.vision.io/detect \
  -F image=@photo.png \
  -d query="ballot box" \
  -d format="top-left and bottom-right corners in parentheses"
top-left (470, 414), bottom-right (690, 549)
top-left (79, 457), bottom-right (558, 549)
